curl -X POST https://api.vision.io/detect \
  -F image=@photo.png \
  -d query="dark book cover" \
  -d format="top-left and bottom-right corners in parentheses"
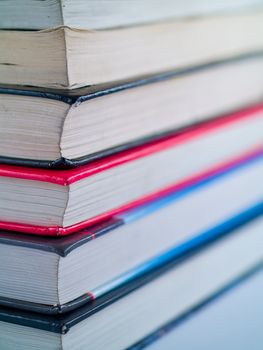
top-left (0, 51), bottom-right (262, 169)
top-left (0, 197), bottom-right (262, 315)
top-left (0, 213), bottom-right (262, 334)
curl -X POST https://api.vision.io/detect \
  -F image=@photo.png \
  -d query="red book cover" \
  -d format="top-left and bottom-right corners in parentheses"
top-left (0, 103), bottom-right (262, 236)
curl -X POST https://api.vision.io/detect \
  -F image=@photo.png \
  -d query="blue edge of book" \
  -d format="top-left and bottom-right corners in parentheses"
top-left (122, 154), bottom-right (263, 349)
top-left (94, 153), bottom-right (263, 349)
top-left (91, 153), bottom-right (263, 300)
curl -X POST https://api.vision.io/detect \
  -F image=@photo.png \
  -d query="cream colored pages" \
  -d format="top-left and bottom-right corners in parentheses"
top-left (1, 12), bottom-right (263, 89)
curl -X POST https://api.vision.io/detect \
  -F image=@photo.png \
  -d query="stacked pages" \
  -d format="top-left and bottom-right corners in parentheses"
top-left (0, 1), bottom-right (263, 349)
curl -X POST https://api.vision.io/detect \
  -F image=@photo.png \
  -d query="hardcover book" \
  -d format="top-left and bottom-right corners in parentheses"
top-left (0, 106), bottom-right (262, 235)
top-left (0, 214), bottom-right (263, 350)
top-left (1, 54), bottom-right (263, 167)
top-left (1, 12), bottom-right (263, 89)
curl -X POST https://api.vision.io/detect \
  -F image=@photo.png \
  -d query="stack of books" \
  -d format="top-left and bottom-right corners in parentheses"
top-left (0, 1), bottom-right (263, 349)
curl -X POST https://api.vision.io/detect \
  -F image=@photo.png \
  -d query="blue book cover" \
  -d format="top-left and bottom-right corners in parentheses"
top-left (0, 153), bottom-right (262, 315)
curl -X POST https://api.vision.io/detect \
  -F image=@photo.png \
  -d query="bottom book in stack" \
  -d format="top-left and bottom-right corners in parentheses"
top-left (140, 246), bottom-right (263, 350)
top-left (0, 153), bottom-right (262, 349)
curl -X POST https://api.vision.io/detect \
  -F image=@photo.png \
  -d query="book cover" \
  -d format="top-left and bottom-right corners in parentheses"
top-left (0, 213), bottom-right (262, 330)
top-left (0, 52), bottom-right (262, 169)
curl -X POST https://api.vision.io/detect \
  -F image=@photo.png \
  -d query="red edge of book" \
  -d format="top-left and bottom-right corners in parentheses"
top-left (0, 146), bottom-right (262, 236)
top-left (0, 103), bottom-right (262, 185)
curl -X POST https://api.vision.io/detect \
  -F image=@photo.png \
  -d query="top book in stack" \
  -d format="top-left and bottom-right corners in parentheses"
top-left (1, 0), bottom-right (263, 30)
top-left (1, 1), bottom-right (263, 90)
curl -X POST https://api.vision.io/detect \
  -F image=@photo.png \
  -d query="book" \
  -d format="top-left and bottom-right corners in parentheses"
top-left (0, 106), bottom-right (262, 235)
top-left (1, 0), bottom-right (262, 30)
top-left (0, 156), bottom-right (262, 314)
top-left (1, 53), bottom-right (263, 167)
top-left (1, 12), bottom-right (263, 89)
top-left (141, 260), bottom-right (263, 350)
top-left (0, 214), bottom-right (263, 350)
